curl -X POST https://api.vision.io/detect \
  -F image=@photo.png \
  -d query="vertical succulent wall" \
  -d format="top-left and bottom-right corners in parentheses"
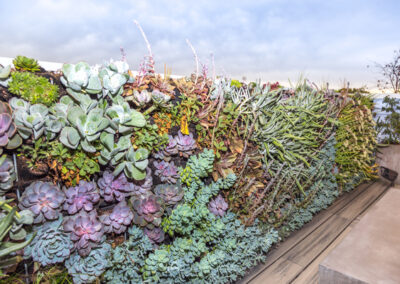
top-left (0, 53), bottom-right (378, 284)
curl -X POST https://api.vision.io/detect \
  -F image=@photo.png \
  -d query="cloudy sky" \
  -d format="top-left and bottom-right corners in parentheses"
top-left (1, 0), bottom-right (399, 88)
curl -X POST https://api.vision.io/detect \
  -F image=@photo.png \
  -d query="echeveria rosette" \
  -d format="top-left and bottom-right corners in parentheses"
top-left (100, 201), bottom-right (133, 234)
top-left (153, 160), bottom-right (179, 184)
top-left (175, 131), bottom-right (197, 157)
top-left (23, 217), bottom-right (73, 266)
top-left (133, 89), bottom-right (151, 106)
top-left (0, 101), bottom-right (22, 154)
top-left (98, 171), bottom-right (135, 202)
top-left (65, 241), bottom-right (111, 284)
top-left (63, 181), bottom-right (100, 214)
top-left (131, 167), bottom-right (153, 197)
top-left (153, 135), bottom-right (178, 161)
top-left (144, 227), bottom-right (165, 244)
top-left (63, 210), bottom-right (104, 256)
top-left (0, 154), bottom-right (17, 195)
top-left (154, 183), bottom-right (184, 207)
top-left (19, 181), bottom-right (65, 224)
top-left (131, 194), bottom-right (164, 228)
top-left (208, 194), bottom-right (229, 217)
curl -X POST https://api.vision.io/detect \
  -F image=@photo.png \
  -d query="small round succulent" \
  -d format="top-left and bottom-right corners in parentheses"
top-left (100, 201), bottom-right (133, 234)
top-left (63, 211), bottom-right (104, 256)
top-left (63, 181), bottom-right (100, 214)
top-left (144, 227), bottom-right (165, 244)
top-left (24, 217), bottom-right (73, 266)
top-left (131, 194), bottom-right (164, 228)
top-left (65, 241), bottom-right (111, 284)
top-left (0, 155), bottom-right (17, 195)
top-left (175, 131), bottom-right (196, 157)
top-left (208, 194), bottom-right (229, 217)
top-left (131, 167), bottom-right (153, 197)
top-left (19, 181), bottom-right (65, 224)
top-left (153, 160), bottom-right (179, 184)
top-left (154, 183), bottom-right (184, 206)
top-left (0, 101), bottom-right (22, 154)
top-left (98, 171), bottom-right (135, 202)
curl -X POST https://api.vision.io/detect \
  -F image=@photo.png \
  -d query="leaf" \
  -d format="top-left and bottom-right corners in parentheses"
top-left (180, 115), bottom-right (189, 135)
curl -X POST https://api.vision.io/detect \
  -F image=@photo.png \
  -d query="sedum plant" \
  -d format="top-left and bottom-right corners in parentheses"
top-left (100, 200), bottom-right (133, 234)
top-left (19, 181), bottom-right (65, 224)
top-left (131, 194), bottom-right (164, 228)
top-left (63, 210), bottom-right (104, 256)
top-left (65, 241), bottom-right (111, 284)
top-left (8, 71), bottom-right (59, 106)
top-left (60, 105), bottom-right (109, 153)
top-left (23, 217), bottom-right (73, 266)
top-left (153, 160), bottom-right (179, 184)
top-left (63, 181), bottom-right (100, 214)
top-left (12, 55), bottom-right (41, 72)
top-left (0, 101), bottom-right (22, 154)
top-left (0, 155), bottom-right (17, 195)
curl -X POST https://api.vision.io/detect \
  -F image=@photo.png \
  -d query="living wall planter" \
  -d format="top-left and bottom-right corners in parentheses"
top-left (0, 55), bottom-right (378, 284)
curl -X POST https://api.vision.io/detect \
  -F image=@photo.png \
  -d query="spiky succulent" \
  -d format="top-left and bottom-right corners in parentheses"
top-left (144, 227), bottom-right (165, 244)
top-left (114, 147), bottom-right (149, 181)
top-left (63, 181), bottom-right (100, 214)
top-left (153, 160), bottom-right (179, 184)
top-left (65, 241), bottom-right (111, 284)
top-left (98, 171), bottom-right (135, 202)
top-left (0, 101), bottom-right (22, 154)
top-left (154, 183), bottom-right (184, 206)
top-left (19, 181), bottom-right (65, 224)
top-left (23, 217), bottom-right (73, 266)
top-left (63, 210), bottom-right (104, 256)
top-left (106, 95), bottom-right (146, 134)
top-left (175, 131), bottom-right (196, 157)
top-left (12, 55), bottom-right (41, 72)
top-left (100, 201), bottom-right (133, 234)
top-left (0, 155), bottom-right (16, 195)
top-left (208, 195), bottom-right (229, 217)
top-left (131, 194), bottom-right (164, 228)
top-left (60, 105), bottom-right (109, 152)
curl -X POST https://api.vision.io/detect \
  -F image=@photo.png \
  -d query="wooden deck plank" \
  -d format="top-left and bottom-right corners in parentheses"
top-left (251, 258), bottom-right (303, 284)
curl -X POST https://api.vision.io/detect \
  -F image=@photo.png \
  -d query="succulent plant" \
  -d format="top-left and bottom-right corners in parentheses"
top-left (208, 195), bottom-right (229, 217)
top-left (98, 60), bottom-right (130, 98)
top-left (60, 105), bottom-right (109, 152)
top-left (100, 201), bottom-right (133, 234)
top-left (106, 95), bottom-right (146, 134)
top-left (63, 181), bottom-right (100, 214)
top-left (0, 155), bottom-right (16, 196)
top-left (154, 183), bottom-right (184, 206)
top-left (98, 171), bottom-right (135, 202)
top-left (0, 101), bottom-right (22, 154)
top-left (63, 210), bottom-right (104, 256)
top-left (60, 62), bottom-right (102, 98)
top-left (131, 167), bottom-right (153, 197)
top-left (144, 227), bottom-right (165, 244)
top-left (153, 160), bottom-right (179, 184)
top-left (152, 90), bottom-right (171, 106)
top-left (131, 194), bottom-right (164, 228)
top-left (153, 135), bottom-right (178, 161)
top-left (0, 64), bottom-right (11, 87)
top-left (12, 55), bottom-right (41, 72)
top-left (23, 217), bottom-right (73, 266)
top-left (8, 71), bottom-right (59, 106)
top-left (65, 241), bottom-right (111, 284)
top-left (19, 181), bottom-right (65, 224)
top-left (114, 147), bottom-right (149, 181)
top-left (49, 96), bottom-right (74, 126)
top-left (175, 131), bottom-right (197, 157)
top-left (133, 89), bottom-right (152, 106)
top-left (98, 133), bottom-right (131, 166)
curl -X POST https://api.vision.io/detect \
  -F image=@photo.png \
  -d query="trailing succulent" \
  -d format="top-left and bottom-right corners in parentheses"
top-left (19, 181), bottom-right (65, 224)
top-left (23, 217), bottom-right (73, 266)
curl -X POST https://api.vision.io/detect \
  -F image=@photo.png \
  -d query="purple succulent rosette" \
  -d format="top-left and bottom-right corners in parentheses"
top-left (19, 181), bottom-right (65, 224)
top-left (131, 194), bottom-right (164, 228)
top-left (153, 160), bottom-right (179, 184)
top-left (98, 171), bottom-right (135, 202)
top-left (208, 194), bottom-right (229, 217)
top-left (131, 168), bottom-right (153, 197)
top-left (0, 112), bottom-right (16, 147)
top-left (154, 183), bottom-right (184, 206)
top-left (175, 131), bottom-right (196, 157)
top-left (153, 135), bottom-right (178, 161)
top-left (144, 227), bottom-right (165, 244)
top-left (63, 181), bottom-right (100, 214)
top-left (100, 200), bottom-right (133, 234)
top-left (63, 211), bottom-right (104, 256)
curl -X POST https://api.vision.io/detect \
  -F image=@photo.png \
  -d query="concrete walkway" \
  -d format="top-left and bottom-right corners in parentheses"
top-left (239, 179), bottom-right (391, 284)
